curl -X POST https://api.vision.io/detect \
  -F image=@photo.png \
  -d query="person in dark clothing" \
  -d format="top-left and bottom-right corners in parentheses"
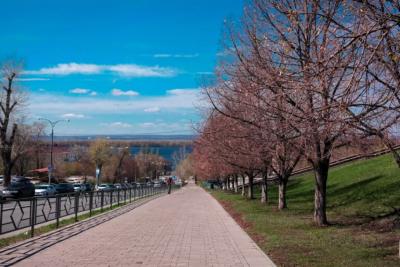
top-left (167, 177), bottom-right (173, 194)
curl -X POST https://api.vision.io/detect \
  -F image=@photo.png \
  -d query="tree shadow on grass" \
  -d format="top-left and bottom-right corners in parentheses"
top-left (326, 175), bottom-right (384, 209)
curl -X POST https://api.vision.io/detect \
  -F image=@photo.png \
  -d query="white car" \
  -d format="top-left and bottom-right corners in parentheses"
top-left (35, 184), bottom-right (57, 196)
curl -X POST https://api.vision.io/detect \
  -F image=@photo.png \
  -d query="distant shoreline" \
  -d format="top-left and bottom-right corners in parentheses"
top-left (39, 134), bottom-right (196, 142)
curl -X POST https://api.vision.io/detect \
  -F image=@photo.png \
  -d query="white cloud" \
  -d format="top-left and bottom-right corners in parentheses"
top-left (167, 88), bottom-right (199, 96)
top-left (61, 113), bottom-right (85, 119)
top-left (90, 91), bottom-right (97, 96)
top-left (144, 107), bottom-right (160, 113)
top-left (140, 122), bottom-right (156, 127)
top-left (16, 78), bottom-right (50, 81)
top-left (38, 88), bottom-right (46, 92)
top-left (23, 62), bottom-right (177, 77)
top-left (111, 88), bottom-right (139, 96)
top-left (108, 64), bottom-right (176, 77)
top-left (153, 53), bottom-right (199, 58)
top-left (101, 122), bottom-right (132, 128)
top-left (29, 87), bottom-right (202, 116)
top-left (24, 63), bottom-right (102, 75)
top-left (70, 88), bottom-right (90, 94)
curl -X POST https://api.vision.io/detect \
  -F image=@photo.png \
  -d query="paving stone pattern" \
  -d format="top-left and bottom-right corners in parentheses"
top-left (0, 195), bottom-right (162, 266)
top-left (4, 183), bottom-right (275, 266)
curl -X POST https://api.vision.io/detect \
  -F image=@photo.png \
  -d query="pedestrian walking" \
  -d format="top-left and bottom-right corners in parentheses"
top-left (167, 177), bottom-right (172, 194)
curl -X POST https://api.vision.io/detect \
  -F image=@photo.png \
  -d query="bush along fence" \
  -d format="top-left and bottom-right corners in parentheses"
top-left (0, 185), bottom-right (168, 237)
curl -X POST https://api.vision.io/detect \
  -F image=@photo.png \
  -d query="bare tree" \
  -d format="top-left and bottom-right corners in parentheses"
top-left (0, 62), bottom-right (27, 186)
top-left (347, 0), bottom-right (400, 166)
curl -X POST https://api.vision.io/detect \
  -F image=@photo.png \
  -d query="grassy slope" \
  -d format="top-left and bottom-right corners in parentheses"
top-left (211, 153), bottom-right (400, 267)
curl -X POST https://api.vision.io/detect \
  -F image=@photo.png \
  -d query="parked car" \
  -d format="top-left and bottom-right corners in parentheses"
top-left (54, 183), bottom-right (75, 194)
top-left (153, 182), bottom-right (162, 188)
top-left (114, 183), bottom-right (122, 189)
top-left (121, 183), bottom-right (132, 189)
top-left (97, 184), bottom-right (116, 191)
top-left (128, 182), bottom-right (137, 189)
top-left (35, 184), bottom-right (57, 197)
top-left (2, 177), bottom-right (35, 199)
top-left (81, 183), bottom-right (93, 192)
top-left (73, 183), bottom-right (84, 192)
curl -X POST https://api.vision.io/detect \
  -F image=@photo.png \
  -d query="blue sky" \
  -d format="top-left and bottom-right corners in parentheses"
top-left (0, 0), bottom-right (243, 135)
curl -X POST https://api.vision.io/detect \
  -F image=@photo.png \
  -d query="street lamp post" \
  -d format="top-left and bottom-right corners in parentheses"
top-left (39, 118), bottom-right (70, 184)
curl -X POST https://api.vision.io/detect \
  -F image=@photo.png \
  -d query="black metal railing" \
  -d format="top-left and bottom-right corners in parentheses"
top-left (0, 185), bottom-right (167, 237)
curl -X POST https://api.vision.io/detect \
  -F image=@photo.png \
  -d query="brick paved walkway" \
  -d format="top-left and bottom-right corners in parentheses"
top-left (10, 183), bottom-right (275, 266)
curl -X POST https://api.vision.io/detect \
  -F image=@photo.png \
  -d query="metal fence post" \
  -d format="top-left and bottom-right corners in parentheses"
top-left (56, 195), bottom-right (60, 228)
top-left (89, 191), bottom-right (93, 217)
top-left (74, 192), bottom-right (79, 222)
top-left (117, 189), bottom-right (120, 206)
top-left (110, 191), bottom-right (113, 209)
top-left (101, 191), bottom-right (104, 212)
top-left (129, 188), bottom-right (132, 203)
top-left (30, 198), bottom-right (36, 237)
top-left (0, 201), bottom-right (3, 235)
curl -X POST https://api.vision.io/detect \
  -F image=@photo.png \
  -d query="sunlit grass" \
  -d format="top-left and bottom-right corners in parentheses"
top-left (211, 153), bottom-right (400, 267)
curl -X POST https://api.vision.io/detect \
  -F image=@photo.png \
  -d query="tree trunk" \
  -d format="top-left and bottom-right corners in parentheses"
top-left (313, 160), bottom-right (329, 226)
top-left (278, 178), bottom-right (288, 210)
top-left (241, 175), bottom-right (245, 196)
top-left (260, 172), bottom-right (268, 204)
top-left (2, 151), bottom-right (13, 187)
top-left (234, 175), bottom-right (238, 193)
top-left (386, 141), bottom-right (400, 167)
top-left (247, 173), bottom-right (254, 199)
top-left (377, 132), bottom-right (400, 167)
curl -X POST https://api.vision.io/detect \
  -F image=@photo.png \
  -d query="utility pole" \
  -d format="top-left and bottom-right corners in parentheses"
top-left (39, 118), bottom-right (70, 184)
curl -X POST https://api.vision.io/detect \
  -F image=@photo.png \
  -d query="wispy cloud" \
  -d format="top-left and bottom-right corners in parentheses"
top-left (100, 122), bottom-right (132, 128)
top-left (108, 64), bottom-right (176, 77)
top-left (153, 53), bottom-right (199, 58)
top-left (61, 113), bottom-right (85, 119)
top-left (111, 88), bottom-right (139, 96)
top-left (24, 63), bottom-right (102, 75)
top-left (69, 88), bottom-right (97, 96)
top-left (196, 71), bottom-right (213, 75)
top-left (144, 107), bottom-right (160, 113)
top-left (23, 62), bottom-right (177, 77)
top-left (167, 88), bottom-right (199, 96)
top-left (70, 88), bottom-right (90, 94)
top-left (29, 88), bottom-right (201, 115)
top-left (140, 122), bottom-right (156, 127)
top-left (16, 78), bottom-right (50, 81)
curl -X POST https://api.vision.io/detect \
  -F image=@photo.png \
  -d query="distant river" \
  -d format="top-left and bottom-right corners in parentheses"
top-left (129, 145), bottom-right (192, 163)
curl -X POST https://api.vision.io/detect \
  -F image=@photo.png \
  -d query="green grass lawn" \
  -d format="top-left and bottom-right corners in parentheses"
top-left (210, 154), bottom-right (400, 267)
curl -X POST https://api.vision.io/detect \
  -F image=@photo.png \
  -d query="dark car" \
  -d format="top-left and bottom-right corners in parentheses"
top-left (54, 183), bottom-right (75, 194)
top-left (81, 183), bottom-right (93, 192)
top-left (1, 177), bottom-right (35, 199)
